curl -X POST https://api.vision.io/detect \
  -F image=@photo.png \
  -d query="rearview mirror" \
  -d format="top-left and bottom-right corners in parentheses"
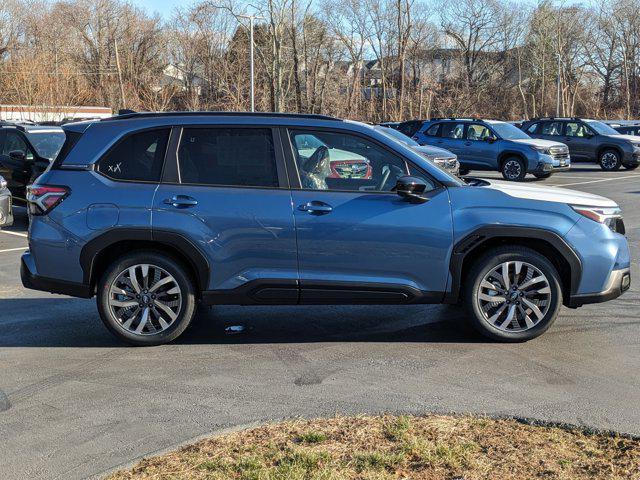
top-left (394, 176), bottom-right (429, 203)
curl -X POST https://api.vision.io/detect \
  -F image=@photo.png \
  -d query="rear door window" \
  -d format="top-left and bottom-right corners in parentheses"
top-left (441, 123), bottom-right (466, 139)
top-left (97, 128), bottom-right (170, 182)
top-left (541, 121), bottom-right (563, 136)
top-left (177, 127), bottom-right (279, 188)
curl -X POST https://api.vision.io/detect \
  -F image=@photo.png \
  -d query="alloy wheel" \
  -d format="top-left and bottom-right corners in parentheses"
top-left (476, 261), bottom-right (552, 332)
top-left (108, 264), bottom-right (182, 335)
top-left (503, 160), bottom-right (522, 180)
top-left (600, 152), bottom-right (619, 170)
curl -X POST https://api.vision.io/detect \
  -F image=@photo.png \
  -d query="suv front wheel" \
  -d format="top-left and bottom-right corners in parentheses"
top-left (464, 246), bottom-right (562, 342)
top-left (97, 251), bottom-right (197, 346)
top-left (501, 157), bottom-right (527, 181)
top-left (599, 149), bottom-right (622, 171)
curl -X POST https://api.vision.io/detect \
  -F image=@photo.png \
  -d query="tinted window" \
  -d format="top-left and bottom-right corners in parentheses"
top-left (425, 123), bottom-right (440, 136)
top-left (565, 122), bottom-right (592, 137)
top-left (178, 128), bottom-right (278, 188)
top-left (98, 129), bottom-right (169, 182)
top-left (441, 123), bottom-right (465, 139)
top-left (541, 121), bottom-right (563, 136)
top-left (289, 129), bottom-right (425, 192)
top-left (2, 131), bottom-right (32, 160)
top-left (466, 124), bottom-right (492, 141)
top-left (526, 123), bottom-right (539, 134)
top-left (398, 121), bottom-right (422, 136)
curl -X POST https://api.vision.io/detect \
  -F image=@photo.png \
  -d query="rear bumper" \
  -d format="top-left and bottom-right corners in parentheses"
top-left (568, 267), bottom-right (631, 308)
top-left (21, 252), bottom-right (92, 298)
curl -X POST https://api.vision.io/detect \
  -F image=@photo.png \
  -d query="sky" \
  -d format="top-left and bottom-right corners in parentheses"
top-left (132, 0), bottom-right (185, 18)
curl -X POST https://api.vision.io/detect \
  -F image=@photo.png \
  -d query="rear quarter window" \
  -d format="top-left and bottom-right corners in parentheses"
top-left (97, 129), bottom-right (170, 182)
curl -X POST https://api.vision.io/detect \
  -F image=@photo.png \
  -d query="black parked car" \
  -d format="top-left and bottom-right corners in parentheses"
top-left (0, 123), bottom-right (66, 201)
top-left (0, 175), bottom-right (13, 227)
top-left (521, 117), bottom-right (640, 171)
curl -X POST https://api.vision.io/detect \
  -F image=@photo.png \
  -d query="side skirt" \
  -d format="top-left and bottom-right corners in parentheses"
top-left (201, 279), bottom-right (444, 306)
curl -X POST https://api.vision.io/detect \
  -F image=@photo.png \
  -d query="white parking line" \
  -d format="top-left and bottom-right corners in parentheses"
top-left (554, 174), bottom-right (640, 187)
top-left (0, 247), bottom-right (27, 253)
top-left (0, 230), bottom-right (28, 238)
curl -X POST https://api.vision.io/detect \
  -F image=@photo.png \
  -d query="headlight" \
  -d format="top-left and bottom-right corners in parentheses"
top-left (0, 177), bottom-right (6, 190)
top-left (530, 145), bottom-right (551, 154)
top-left (631, 142), bottom-right (640, 148)
top-left (571, 205), bottom-right (625, 233)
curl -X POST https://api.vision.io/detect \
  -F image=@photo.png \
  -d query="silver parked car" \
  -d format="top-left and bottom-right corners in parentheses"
top-left (0, 175), bottom-right (13, 227)
top-left (375, 125), bottom-right (460, 175)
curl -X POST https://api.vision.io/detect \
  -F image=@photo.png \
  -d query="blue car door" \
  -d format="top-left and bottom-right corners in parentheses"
top-left (152, 126), bottom-right (298, 300)
top-left (464, 123), bottom-right (497, 169)
top-left (284, 127), bottom-right (453, 302)
top-left (439, 122), bottom-right (468, 161)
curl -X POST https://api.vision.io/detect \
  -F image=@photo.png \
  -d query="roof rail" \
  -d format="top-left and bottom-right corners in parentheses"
top-left (529, 116), bottom-right (580, 121)
top-left (102, 110), bottom-right (341, 122)
top-left (429, 117), bottom-right (479, 121)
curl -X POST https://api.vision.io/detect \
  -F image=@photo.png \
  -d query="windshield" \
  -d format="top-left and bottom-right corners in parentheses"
top-left (25, 131), bottom-right (66, 159)
top-left (375, 126), bottom-right (419, 147)
top-left (585, 120), bottom-right (619, 135)
top-left (489, 122), bottom-right (530, 140)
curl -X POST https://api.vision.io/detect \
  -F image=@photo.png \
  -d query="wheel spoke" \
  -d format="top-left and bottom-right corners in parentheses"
top-left (519, 275), bottom-right (546, 291)
top-left (149, 275), bottom-right (174, 293)
top-left (522, 298), bottom-right (545, 320)
top-left (141, 264), bottom-right (150, 289)
top-left (501, 262), bottom-right (510, 290)
top-left (478, 293), bottom-right (506, 303)
top-left (128, 266), bottom-right (141, 293)
top-left (111, 299), bottom-right (138, 308)
top-left (480, 280), bottom-right (499, 291)
top-left (499, 304), bottom-right (517, 329)
top-left (135, 307), bottom-right (150, 333)
top-left (153, 299), bottom-right (178, 321)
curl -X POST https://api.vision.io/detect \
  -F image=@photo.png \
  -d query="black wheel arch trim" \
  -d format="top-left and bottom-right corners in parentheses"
top-left (445, 225), bottom-right (582, 304)
top-left (79, 228), bottom-right (210, 292)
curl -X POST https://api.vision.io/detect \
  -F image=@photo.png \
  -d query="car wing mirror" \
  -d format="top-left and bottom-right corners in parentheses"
top-left (9, 150), bottom-right (26, 161)
top-left (394, 176), bottom-right (429, 203)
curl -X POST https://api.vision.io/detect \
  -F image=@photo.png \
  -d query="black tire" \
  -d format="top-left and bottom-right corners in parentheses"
top-left (97, 251), bottom-right (197, 346)
top-left (623, 163), bottom-right (639, 170)
top-left (533, 172), bottom-right (552, 179)
top-left (501, 156), bottom-right (527, 181)
top-left (598, 149), bottom-right (622, 171)
top-left (463, 246), bottom-right (563, 342)
top-left (458, 167), bottom-right (471, 176)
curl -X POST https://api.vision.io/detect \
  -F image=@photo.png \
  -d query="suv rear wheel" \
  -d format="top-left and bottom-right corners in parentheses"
top-left (599, 149), bottom-right (622, 171)
top-left (501, 157), bottom-right (527, 181)
top-left (464, 246), bottom-right (562, 342)
top-left (97, 251), bottom-right (197, 346)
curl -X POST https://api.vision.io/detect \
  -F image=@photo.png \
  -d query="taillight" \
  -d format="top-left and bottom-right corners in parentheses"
top-left (26, 185), bottom-right (69, 215)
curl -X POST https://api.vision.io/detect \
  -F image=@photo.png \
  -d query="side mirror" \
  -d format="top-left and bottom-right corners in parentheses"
top-left (394, 176), bottom-right (429, 203)
top-left (9, 150), bottom-right (26, 161)
top-left (484, 136), bottom-right (496, 143)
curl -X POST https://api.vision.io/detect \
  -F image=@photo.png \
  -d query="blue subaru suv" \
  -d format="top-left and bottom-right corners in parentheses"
top-left (22, 112), bottom-right (630, 345)
top-left (412, 118), bottom-right (570, 180)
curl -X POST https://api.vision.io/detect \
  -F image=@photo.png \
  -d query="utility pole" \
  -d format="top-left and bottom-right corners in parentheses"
top-left (114, 39), bottom-right (126, 108)
top-left (556, 53), bottom-right (561, 117)
top-left (238, 14), bottom-right (265, 112)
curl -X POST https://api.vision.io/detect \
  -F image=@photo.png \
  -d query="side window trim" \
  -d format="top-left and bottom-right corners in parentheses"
top-left (168, 125), bottom-right (288, 190)
top-left (282, 126), bottom-right (441, 194)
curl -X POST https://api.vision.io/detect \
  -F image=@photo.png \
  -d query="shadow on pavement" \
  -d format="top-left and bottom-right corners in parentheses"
top-left (0, 297), bottom-right (483, 347)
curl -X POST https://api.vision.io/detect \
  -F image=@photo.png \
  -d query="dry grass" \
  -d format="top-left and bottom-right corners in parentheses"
top-left (109, 415), bottom-right (640, 480)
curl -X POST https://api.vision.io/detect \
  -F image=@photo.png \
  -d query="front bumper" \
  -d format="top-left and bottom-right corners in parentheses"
top-left (21, 252), bottom-right (92, 298)
top-left (623, 149), bottom-right (640, 166)
top-left (568, 267), bottom-right (631, 308)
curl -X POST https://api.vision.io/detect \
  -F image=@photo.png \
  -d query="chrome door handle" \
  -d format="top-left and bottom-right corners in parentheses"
top-left (164, 195), bottom-right (198, 208)
top-left (298, 201), bottom-right (333, 215)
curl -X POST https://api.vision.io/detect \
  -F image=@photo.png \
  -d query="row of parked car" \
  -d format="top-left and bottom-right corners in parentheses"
top-left (382, 117), bottom-right (640, 181)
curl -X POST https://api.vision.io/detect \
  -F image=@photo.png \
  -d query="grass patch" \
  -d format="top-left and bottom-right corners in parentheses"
top-left (109, 415), bottom-right (640, 480)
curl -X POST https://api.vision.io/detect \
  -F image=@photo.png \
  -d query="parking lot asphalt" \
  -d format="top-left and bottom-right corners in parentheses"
top-left (0, 165), bottom-right (639, 480)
